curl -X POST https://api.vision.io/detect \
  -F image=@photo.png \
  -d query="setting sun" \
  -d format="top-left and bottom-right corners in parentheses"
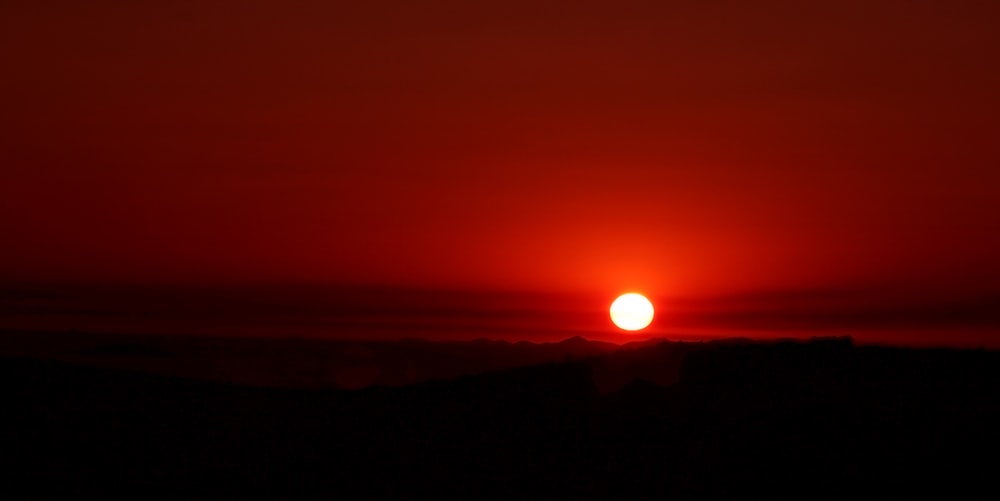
top-left (610, 293), bottom-right (654, 331)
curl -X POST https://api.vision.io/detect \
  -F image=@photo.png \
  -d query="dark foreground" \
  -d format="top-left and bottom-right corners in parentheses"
top-left (4, 338), bottom-right (1000, 499)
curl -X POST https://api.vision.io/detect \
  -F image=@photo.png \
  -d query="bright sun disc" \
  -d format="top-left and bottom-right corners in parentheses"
top-left (610, 293), bottom-right (654, 331)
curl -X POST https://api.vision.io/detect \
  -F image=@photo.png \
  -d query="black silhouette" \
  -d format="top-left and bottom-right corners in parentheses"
top-left (4, 334), bottom-right (999, 498)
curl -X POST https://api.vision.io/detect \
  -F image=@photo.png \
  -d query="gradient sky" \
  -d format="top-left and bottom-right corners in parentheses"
top-left (2, 1), bottom-right (999, 342)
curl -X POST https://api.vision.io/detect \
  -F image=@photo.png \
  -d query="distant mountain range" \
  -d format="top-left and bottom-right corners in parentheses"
top-left (4, 333), bottom-right (999, 498)
top-left (1, 328), bottom-right (842, 392)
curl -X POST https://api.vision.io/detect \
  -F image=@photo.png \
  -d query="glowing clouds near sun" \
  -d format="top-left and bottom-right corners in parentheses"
top-left (610, 293), bottom-right (654, 331)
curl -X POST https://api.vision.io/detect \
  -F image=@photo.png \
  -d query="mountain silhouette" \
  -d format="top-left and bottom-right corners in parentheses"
top-left (3, 333), bottom-right (1000, 498)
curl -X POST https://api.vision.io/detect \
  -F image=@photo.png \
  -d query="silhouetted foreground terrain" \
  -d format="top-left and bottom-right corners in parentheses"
top-left (4, 337), bottom-right (1000, 499)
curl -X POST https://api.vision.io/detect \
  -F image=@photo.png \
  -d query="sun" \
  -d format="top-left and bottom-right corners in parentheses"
top-left (610, 293), bottom-right (654, 331)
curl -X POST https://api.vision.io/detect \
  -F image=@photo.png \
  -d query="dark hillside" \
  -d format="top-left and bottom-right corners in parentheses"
top-left (4, 338), bottom-right (1000, 499)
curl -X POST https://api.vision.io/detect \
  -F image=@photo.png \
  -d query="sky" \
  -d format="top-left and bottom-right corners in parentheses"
top-left (2, 1), bottom-right (999, 344)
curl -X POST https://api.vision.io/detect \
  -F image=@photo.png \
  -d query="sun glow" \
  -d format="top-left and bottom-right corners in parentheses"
top-left (610, 293), bottom-right (654, 331)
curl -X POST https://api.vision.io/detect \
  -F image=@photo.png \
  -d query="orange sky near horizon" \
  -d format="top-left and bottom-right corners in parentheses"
top-left (2, 0), bottom-right (999, 341)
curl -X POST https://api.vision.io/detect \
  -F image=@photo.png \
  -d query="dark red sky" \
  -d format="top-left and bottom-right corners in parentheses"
top-left (2, 1), bottom-right (999, 343)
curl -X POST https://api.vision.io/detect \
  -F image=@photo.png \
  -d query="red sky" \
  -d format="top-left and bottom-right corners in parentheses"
top-left (2, 1), bottom-right (999, 343)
